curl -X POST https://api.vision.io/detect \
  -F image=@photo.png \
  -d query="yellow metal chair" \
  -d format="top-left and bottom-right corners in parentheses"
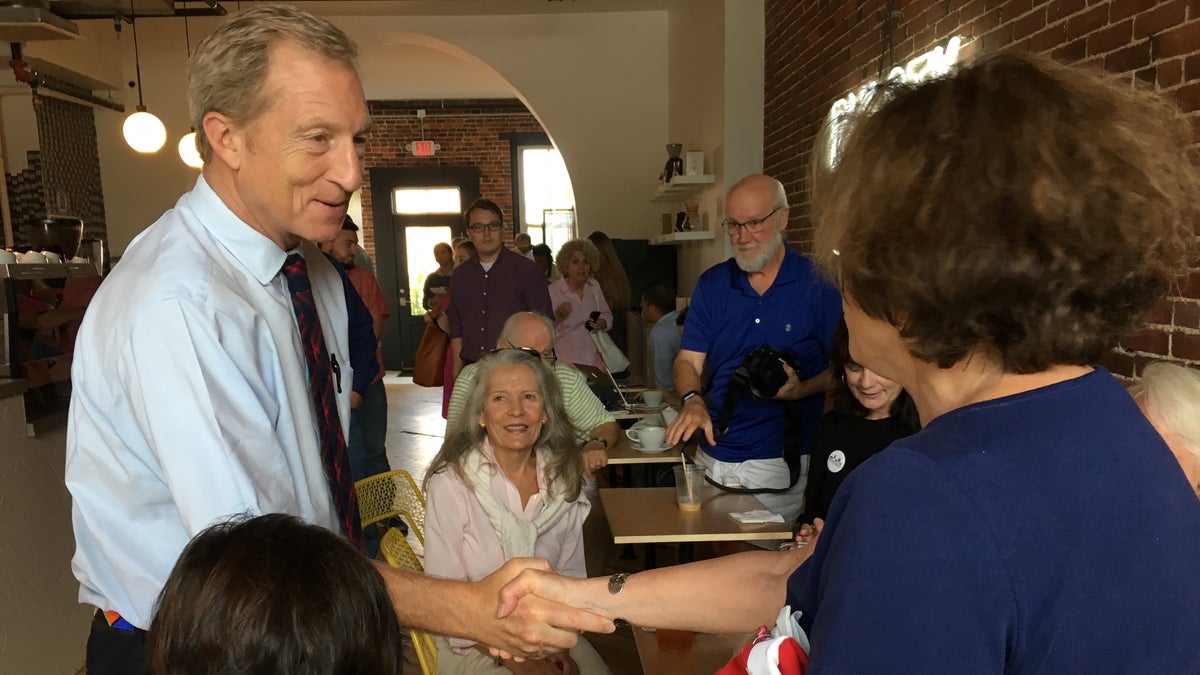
top-left (380, 527), bottom-right (437, 675)
top-left (355, 469), bottom-right (426, 544)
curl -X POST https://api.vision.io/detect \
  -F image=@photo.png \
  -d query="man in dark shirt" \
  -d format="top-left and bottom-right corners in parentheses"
top-left (447, 198), bottom-right (553, 378)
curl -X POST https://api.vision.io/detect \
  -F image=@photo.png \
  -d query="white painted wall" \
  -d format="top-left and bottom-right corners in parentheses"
top-left (666, 0), bottom-right (725, 295)
top-left (1, 95), bottom-right (38, 174)
top-left (336, 11), bottom-right (669, 240)
top-left (666, 0), bottom-right (764, 295)
top-left (19, 9), bottom-right (670, 254)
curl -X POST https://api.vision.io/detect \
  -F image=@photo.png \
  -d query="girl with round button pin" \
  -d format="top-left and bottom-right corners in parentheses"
top-left (793, 319), bottom-right (919, 533)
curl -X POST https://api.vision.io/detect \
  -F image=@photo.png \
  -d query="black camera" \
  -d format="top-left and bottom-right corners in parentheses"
top-left (714, 344), bottom-right (800, 435)
top-left (738, 344), bottom-right (800, 399)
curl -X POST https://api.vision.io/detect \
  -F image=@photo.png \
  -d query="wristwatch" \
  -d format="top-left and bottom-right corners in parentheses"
top-left (608, 572), bottom-right (630, 595)
top-left (585, 436), bottom-right (609, 449)
top-left (681, 390), bottom-right (702, 404)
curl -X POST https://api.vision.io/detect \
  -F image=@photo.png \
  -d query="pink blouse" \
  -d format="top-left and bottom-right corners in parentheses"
top-left (548, 277), bottom-right (613, 370)
top-left (424, 441), bottom-right (588, 652)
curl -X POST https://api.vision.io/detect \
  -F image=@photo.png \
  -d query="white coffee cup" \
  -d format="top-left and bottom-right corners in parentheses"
top-left (626, 425), bottom-right (667, 450)
top-left (42, 250), bottom-right (62, 263)
top-left (20, 250), bottom-right (47, 264)
top-left (641, 390), bottom-right (664, 407)
top-left (0, 249), bottom-right (16, 264)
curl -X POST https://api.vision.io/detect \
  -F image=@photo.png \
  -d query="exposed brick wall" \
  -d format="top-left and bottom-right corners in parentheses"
top-left (764, 0), bottom-right (1200, 375)
top-left (360, 99), bottom-right (545, 263)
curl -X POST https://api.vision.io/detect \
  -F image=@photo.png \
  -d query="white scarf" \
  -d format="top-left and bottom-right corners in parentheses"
top-left (461, 443), bottom-right (591, 559)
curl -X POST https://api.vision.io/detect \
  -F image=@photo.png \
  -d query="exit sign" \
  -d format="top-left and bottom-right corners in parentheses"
top-left (410, 140), bottom-right (438, 157)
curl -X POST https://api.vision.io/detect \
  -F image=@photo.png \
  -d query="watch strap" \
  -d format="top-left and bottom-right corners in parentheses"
top-left (681, 390), bottom-right (702, 403)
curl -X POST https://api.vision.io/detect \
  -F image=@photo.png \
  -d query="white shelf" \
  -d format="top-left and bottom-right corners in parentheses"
top-left (650, 230), bottom-right (715, 245)
top-left (650, 174), bottom-right (716, 202)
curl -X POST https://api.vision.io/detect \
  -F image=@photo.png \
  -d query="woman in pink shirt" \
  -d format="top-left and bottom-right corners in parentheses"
top-left (424, 348), bottom-right (611, 674)
top-left (548, 239), bottom-right (613, 370)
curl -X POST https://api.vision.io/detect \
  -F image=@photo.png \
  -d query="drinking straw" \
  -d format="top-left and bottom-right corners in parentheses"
top-left (681, 452), bottom-right (695, 504)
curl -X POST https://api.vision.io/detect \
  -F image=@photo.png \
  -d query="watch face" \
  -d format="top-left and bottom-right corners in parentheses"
top-left (608, 572), bottom-right (629, 594)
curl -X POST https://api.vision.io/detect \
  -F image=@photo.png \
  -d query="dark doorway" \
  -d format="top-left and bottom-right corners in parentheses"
top-left (370, 167), bottom-right (480, 371)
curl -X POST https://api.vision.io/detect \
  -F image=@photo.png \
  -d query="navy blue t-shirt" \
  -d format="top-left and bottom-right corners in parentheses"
top-left (787, 368), bottom-right (1200, 672)
top-left (681, 247), bottom-right (842, 463)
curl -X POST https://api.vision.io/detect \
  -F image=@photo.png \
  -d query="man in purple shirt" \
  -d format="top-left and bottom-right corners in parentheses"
top-left (448, 198), bottom-right (553, 378)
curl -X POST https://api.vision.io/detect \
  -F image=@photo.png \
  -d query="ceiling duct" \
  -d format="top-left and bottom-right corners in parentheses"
top-left (0, 1), bottom-right (79, 41)
top-left (0, 0), bottom-right (220, 43)
top-left (9, 45), bottom-right (123, 112)
top-left (52, 0), bottom-right (183, 20)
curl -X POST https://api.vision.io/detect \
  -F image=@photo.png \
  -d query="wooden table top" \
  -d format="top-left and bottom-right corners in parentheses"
top-left (632, 627), bottom-right (750, 675)
top-left (606, 437), bottom-right (684, 465)
top-left (599, 487), bottom-right (793, 544)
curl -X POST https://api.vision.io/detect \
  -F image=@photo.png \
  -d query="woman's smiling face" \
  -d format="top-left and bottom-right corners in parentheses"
top-left (479, 363), bottom-right (546, 454)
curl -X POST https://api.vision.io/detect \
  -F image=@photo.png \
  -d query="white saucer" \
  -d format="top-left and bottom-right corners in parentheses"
top-left (631, 442), bottom-right (669, 453)
top-left (630, 403), bottom-right (666, 413)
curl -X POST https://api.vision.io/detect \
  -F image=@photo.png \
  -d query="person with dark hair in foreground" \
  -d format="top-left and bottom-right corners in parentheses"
top-left (494, 50), bottom-right (1200, 673)
top-left (150, 514), bottom-right (405, 675)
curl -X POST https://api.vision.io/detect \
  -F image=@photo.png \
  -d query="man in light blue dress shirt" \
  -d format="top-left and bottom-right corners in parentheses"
top-left (640, 281), bottom-right (681, 394)
top-left (64, 6), bottom-right (611, 673)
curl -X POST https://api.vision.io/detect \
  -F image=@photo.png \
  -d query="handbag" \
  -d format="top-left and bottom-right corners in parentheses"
top-left (590, 331), bottom-right (630, 373)
top-left (412, 322), bottom-right (449, 387)
top-left (588, 284), bottom-right (630, 373)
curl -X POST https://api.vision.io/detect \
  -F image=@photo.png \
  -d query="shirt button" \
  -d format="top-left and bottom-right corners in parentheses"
top-left (755, 318), bottom-right (761, 324)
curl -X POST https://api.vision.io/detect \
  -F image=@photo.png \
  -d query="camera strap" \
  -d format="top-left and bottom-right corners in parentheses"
top-left (701, 399), bottom-right (805, 495)
top-left (715, 364), bottom-right (752, 435)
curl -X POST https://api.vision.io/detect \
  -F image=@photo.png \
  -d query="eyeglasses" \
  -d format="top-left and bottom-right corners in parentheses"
top-left (509, 342), bottom-right (556, 363)
top-left (722, 206), bottom-right (784, 234)
top-left (484, 344), bottom-right (557, 364)
top-left (467, 221), bottom-right (503, 233)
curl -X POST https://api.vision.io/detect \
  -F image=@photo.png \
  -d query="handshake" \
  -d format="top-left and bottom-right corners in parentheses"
top-left (432, 529), bottom-right (821, 662)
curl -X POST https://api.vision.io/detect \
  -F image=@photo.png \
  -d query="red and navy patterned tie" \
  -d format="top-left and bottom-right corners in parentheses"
top-left (281, 253), bottom-right (365, 551)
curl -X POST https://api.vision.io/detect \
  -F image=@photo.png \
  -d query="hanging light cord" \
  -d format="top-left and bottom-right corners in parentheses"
top-left (130, 0), bottom-right (146, 109)
top-left (183, 1), bottom-right (191, 58)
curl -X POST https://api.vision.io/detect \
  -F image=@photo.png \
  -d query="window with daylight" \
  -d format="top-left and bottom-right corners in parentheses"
top-left (519, 147), bottom-right (575, 251)
top-left (392, 187), bottom-right (462, 215)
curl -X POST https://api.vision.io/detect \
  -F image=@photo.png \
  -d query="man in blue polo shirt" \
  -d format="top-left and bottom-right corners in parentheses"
top-left (666, 174), bottom-right (841, 527)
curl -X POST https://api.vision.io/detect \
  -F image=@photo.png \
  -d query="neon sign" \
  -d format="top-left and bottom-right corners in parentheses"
top-left (826, 36), bottom-right (963, 168)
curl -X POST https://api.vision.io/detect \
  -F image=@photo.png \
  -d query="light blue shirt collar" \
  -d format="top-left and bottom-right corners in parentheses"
top-left (186, 174), bottom-right (289, 286)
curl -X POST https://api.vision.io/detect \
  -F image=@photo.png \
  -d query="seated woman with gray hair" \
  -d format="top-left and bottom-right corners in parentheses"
top-left (1129, 361), bottom-right (1200, 498)
top-left (424, 348), bottom-right (611, 674)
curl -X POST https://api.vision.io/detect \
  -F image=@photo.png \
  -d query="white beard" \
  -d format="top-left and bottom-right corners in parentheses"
top-left (735, 232), bottom-right (783, 273)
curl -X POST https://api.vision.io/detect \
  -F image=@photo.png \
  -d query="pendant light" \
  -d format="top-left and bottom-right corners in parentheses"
top-left (177, 4), bottom-right (202, 168)
top-left (122, 1), bottom-right (166, 153)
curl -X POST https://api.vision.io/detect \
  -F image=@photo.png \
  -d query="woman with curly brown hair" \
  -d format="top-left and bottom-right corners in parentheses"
top-left (489, 50), bottom-right (1200, 674)
top-left (789, 50), bottom-right (1200, 671)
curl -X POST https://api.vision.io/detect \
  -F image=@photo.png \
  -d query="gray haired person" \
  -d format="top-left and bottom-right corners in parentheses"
top-left (66, 6), bottom-right (609, 673)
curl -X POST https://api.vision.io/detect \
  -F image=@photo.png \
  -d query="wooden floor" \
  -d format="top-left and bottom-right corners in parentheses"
top-left (383, 377), bottom-right (656, 675)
